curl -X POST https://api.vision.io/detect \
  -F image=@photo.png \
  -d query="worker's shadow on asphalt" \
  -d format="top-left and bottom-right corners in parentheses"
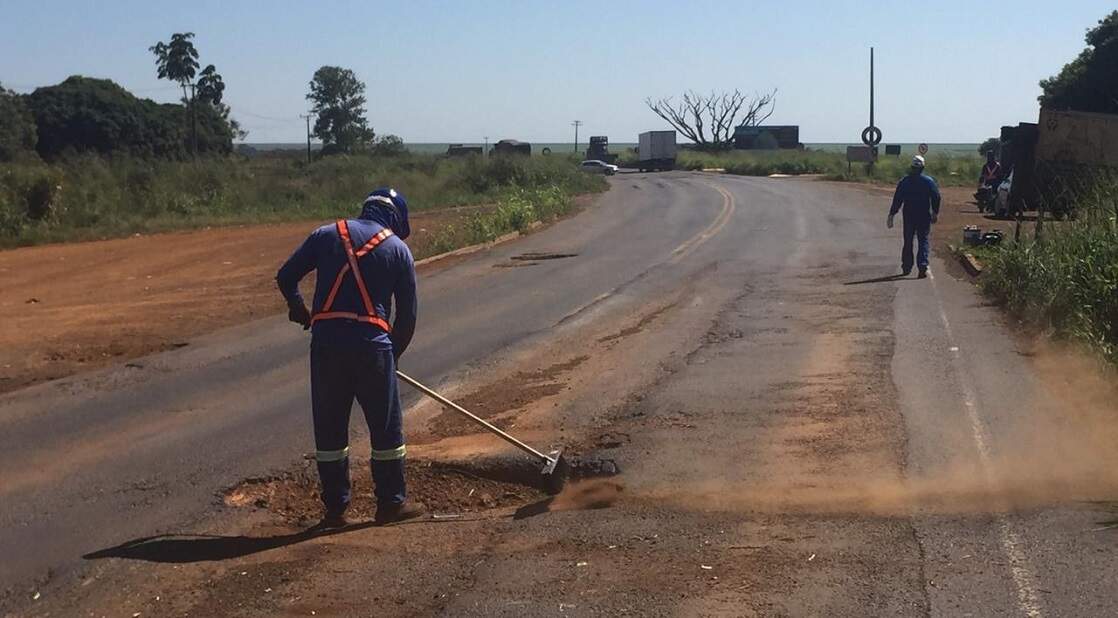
top-left (83, 521), bottom-right (382, 564)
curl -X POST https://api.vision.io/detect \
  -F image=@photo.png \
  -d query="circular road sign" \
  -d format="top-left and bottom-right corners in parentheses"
top-left (918, 143), bottom-right (929, 155)
top-left (861, 126), bottom-right (882, 146)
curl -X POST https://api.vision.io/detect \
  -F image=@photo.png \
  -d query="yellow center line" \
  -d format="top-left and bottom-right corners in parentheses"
top-left (669, 183), bottom-right (736, 263)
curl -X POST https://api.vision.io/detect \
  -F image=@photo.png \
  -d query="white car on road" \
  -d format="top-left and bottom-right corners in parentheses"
top-left (578, 159), bottom-right (619, 175)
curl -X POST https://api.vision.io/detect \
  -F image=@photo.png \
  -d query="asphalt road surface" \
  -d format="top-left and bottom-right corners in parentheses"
top-left (2, 173), bottom-right (1115, 616)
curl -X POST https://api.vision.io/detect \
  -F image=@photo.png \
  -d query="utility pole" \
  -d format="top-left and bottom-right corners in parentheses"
top-left (571, 120), bottom-right (582, 154)
top-left (300, 113), bottom-right (313, 164)
top-left (484, 136), bottom-right (489, 158)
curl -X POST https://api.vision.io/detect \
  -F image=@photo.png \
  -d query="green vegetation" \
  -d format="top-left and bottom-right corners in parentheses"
top-left (0, 84), bottom-right (37, 161)
top-left (1039, 10), bottom-right (1118, 114)
top-left (978, 137), bottom-right (1001, 156)
top-left (624, 148), bottom-right (984, 187)
top-left (982, 178), bottom-right (1118, 363)
top-left (27, 76), bottom-right (234, 160)
top-left (0, 153), bottom-right (606, 248)
top-left (307, 66), bottom-right (375, 155)
top-left (424, 185), bottom-right (575, 255)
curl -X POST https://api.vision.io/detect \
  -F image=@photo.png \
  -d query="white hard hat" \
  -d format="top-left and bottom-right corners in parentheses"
top-left (911, 155), bottom-right (926, 168)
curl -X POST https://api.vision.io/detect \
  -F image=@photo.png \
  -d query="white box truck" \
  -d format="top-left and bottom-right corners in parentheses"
top-left (638, 131), bottom-right (677, 172)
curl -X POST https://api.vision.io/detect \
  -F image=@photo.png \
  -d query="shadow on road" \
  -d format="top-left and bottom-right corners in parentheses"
top-left (843, 274), bottom-right (910, 286)
top-left (82, 521), bottom-right (377, 564)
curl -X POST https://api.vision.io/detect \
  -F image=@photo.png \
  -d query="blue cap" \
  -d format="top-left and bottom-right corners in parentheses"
top-left (362, 187), bottom-right (410, 239)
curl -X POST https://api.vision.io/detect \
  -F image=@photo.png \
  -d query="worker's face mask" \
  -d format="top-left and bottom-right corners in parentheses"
top-left (361, 194), bottom-right (411, 240)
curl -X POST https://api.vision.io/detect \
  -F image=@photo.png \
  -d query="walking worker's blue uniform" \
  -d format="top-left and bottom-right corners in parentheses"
top-left (276, 190), bottom-right (417, 516)
top-left (889, 171), bottom-right (942, 272)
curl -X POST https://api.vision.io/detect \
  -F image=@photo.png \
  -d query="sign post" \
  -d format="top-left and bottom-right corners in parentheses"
top-left (860, 47), bottom-right (882, 168)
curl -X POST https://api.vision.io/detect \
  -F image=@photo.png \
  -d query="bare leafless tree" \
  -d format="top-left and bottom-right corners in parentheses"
top-left (645, 89), bottom-right (777, 150)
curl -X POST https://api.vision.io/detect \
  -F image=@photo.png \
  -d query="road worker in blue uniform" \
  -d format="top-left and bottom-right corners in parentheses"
top-left (887, 155), bottom-right (942, 279)
top-left (276, 187), bottom-right (423, 527)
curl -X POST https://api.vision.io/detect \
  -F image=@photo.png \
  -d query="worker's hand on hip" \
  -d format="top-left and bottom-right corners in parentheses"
top-left (288, 303), bottom-right (311, 330)
top-left (886, 214), bottom-right (895, 229)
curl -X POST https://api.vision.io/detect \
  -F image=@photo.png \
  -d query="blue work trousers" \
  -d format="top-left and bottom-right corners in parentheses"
top-left (901, 216), bottom-right (931, 272)
top-left (310, 341), bottom-right (406, 513)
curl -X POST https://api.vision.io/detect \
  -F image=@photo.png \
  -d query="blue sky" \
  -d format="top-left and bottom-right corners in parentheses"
top-left (1, 1), bottom-right (1112, 144)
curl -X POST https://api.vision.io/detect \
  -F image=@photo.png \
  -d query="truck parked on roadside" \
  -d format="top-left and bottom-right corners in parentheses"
top-left (492, 139), bottom-right (531, 156)
top-left (637, 131), bottom-right (677, 172)
top-left (1002, 109), bottom-right (1118, 218)
top-left (586, 136), bottom-right (618, 164)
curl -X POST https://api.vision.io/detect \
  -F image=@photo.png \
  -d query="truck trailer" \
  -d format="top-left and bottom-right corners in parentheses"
top-left (638, 131), bottom-right (677, 172)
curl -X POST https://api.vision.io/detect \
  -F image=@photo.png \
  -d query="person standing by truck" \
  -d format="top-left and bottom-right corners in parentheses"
top-left (887, 155), bottom-right (942, 278)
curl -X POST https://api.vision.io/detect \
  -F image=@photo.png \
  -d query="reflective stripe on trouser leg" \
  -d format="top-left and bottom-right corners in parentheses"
top-left (316, 446), bottom-right (350, 462)
top-left (371, 444), bottom-right (406, 461)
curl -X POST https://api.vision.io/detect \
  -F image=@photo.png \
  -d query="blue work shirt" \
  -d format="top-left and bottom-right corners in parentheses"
top-left (889, 172), bottom-right (942, 222)
top-left (276, 216), bottom-right (417, 355)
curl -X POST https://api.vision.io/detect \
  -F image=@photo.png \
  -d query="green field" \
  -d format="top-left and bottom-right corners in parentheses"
top-left (0, 152), bottom-right (606, 248)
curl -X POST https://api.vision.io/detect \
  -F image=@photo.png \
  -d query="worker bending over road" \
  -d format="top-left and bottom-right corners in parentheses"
top-left (887, 155), bottom-right (942, 279)
top-left (276, 187), bottom-right (423, 527)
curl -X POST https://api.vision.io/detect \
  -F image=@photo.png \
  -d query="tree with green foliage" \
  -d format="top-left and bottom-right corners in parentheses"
top-left (27, 76), bottom-right (233, 159)
top-left (1039, 10), bottom-right (1118, 113)
top-left (306, 66), bottom-right (375, 155)
top-left (978, 137), bottom-right (1001, 156)
top-left (150, 32), bottom-right (237, 155)
top-left (0, 83), bottom-right (37, 161)
top-left (373, 134), bottom-right (406, 157)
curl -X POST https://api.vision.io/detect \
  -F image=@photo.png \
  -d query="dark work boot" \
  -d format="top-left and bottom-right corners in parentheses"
top-left (918, 268), bottom-right (928, 279)
top-left (374, 501), bottom-right (426, 526)
top-left (313, 507), bottom-right (348, 531)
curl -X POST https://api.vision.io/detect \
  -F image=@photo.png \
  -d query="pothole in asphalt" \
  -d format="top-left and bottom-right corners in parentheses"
top-left (224, 459), bottom-right (545, 526)
top-left (223, 449), bottom-right (623, 526)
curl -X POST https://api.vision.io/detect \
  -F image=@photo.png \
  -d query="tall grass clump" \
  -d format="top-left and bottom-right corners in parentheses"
top-left (982, 177), bottom-right (1118, 362)
top-left (426, 185), bottom-right (574, 254)
top-left (0, 152), bottom-right (605, 248)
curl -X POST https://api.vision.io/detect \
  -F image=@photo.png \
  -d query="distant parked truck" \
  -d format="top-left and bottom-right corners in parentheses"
top-left (637, 131), bottom-right (677, 172)
top-left (1005, 109), bottom-right (1118, 217)
top-left (732, 125), bottom-right (802, 150)
top-left (586, 136), bottom-right (618, 164)
top-left (447, 144), bottom-right (483, 157)
top-left (492, 139), bottom-right (531, 156)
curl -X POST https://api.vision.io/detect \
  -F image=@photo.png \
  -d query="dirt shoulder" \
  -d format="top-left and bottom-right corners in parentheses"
top-left (0, 200), bottom-right (590, 395)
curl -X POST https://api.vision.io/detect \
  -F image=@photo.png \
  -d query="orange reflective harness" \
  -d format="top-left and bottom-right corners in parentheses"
top-left (982, 162), bottom-right (1001, 182)
top-left (310, 219), bottom-right (394, 332)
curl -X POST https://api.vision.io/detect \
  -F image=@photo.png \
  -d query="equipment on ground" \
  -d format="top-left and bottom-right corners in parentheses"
top-left (396, 371), bottom-right (570, 495)
top-left (637, 130), bottom-right (677, 172)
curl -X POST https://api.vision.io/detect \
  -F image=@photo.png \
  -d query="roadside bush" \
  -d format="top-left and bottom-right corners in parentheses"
top-left (982, 179), bottom-right (1118, 362)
